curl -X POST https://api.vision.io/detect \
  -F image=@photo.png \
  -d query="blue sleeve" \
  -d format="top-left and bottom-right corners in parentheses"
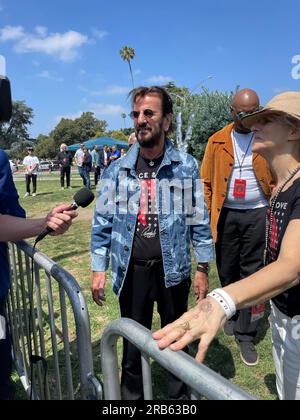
top-left (0, 150), bottom-right (26, 218)
top-left (189, 157), bottom-right (215, 262)
top-left (90, 165), bottom-right (115, 271)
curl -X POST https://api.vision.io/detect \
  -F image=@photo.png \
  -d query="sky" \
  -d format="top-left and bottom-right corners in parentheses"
top-left (0, 0), bottom-right (300, 139)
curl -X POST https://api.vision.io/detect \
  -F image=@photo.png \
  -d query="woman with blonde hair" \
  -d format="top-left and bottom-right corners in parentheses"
top-left (154, 92), bottom-right (300, 400)
top-left (57, 143), bottom-right (73, 190)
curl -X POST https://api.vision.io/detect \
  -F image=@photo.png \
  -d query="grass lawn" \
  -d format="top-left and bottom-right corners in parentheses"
top-left (12, 174), bottom-right (277, 400)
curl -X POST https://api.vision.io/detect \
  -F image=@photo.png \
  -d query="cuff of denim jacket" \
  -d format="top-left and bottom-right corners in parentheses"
top-left (194, 243), bottom-right (215, 263)
top-left (91, 253), bottom-right (109, 272)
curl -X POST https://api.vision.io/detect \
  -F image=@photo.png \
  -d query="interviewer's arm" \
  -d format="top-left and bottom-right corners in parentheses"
top-left (0, 204), bottom-right (77, 242)
top-left (0, 215), bottom-right (46, 241)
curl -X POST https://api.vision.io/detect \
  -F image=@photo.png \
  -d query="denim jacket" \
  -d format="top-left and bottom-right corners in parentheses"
top-left (91, 139), bottom-right (214, 296)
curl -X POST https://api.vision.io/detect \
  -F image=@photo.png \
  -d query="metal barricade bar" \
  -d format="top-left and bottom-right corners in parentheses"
top-left (101, 318), bottom-right (256, 401)
top-left (7, 240), bottom-right (102, 400)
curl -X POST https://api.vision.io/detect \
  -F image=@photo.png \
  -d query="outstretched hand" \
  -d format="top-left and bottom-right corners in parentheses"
top-left (152, 297), bottom-right (226, 363)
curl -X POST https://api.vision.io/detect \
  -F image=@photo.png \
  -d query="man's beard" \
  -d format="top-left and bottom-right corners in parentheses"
top-left (136, 123), bottom-right (164, 148)
top-left (234, 120), bottom-right (251, 134)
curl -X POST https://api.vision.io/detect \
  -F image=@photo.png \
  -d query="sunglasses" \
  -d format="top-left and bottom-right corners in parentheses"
top-left (129, 109), bottom-right (159, 120)
top-left (231, 107), bottom-right (262, 120)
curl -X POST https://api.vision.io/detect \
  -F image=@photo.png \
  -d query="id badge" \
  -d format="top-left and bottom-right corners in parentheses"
top-left (233, 179), bottom-right (247, 198)
top-left (251, 304), bottom-right (265, 323)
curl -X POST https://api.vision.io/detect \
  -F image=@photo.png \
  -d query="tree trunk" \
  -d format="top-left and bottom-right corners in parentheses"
top-left (128, 60), bottom-right (134, 89)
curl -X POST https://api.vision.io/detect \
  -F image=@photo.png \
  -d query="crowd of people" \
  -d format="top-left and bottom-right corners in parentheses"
top-left (2, 84), bottom-right (300, 401)
top-left (18, 141), bottom-right (129, 197)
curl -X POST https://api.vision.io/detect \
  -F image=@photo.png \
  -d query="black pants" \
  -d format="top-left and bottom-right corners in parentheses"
top-left (94, 166), bottom-right (100, 186)
top-left (119, 260), bottom-right (190, 400)
top-left (60, 166), bottom-right (71, 188)
top-left (216, 207), bottom-right (267, 343)
top-left (0, 296), bottom-right (13, 400)
top-left (25, 174), bottom-right (37, 194)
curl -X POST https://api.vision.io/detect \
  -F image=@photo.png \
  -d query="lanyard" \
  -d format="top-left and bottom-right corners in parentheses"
top-left (232, 132), bottom-right (254, 178)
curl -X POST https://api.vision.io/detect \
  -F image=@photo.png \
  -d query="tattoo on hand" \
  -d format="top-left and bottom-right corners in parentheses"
top-left (198, 301), bottom-right (213, 313)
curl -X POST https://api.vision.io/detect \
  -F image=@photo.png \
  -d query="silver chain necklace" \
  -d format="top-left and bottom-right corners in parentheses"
top-left (264, 164), bottom-right (300, 265)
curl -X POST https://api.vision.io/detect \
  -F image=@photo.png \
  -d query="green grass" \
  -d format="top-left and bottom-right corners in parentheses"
top-left (12, 175), bottom-right (277, 400)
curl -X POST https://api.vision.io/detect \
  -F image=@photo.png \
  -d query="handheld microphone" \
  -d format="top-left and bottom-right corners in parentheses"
top-left (35, 187), bottom-right (95, 243)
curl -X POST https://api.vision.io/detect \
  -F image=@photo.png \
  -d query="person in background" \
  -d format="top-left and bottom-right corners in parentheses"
top-left (128, 132), bottom-right (137, 148)
top-left (106, 147), bottom-right (111, 166)
top-left (120, 148), bottom-right (126, 157)
top-left (91, 145), bottom-right (100, 187)
top-left (82, 147), bottom-right (92, 189)
top-left (0, 148), bottom-right (77, 400)
top-left (109, 145), bottom-right (121, 162)
top-left (23, 147), bottom-right (39, 198)
top-left (200, 89), bottom-right (273, 366)
top-left (153, 92), bottom-right (300, 401)
top-left (98, 145), bottom-right (109, 178)
top-left (74, 143), bottom-right (86, 187)
top-left (56, 143), bottom-right (73, 190)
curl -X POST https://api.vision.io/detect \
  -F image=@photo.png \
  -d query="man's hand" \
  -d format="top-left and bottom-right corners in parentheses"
top-left (46, 204), bottom-right (78, 236)
top-left (91, 272), bottom-right (106, 306)
top-left (194, 271), bottom-right (209, 301)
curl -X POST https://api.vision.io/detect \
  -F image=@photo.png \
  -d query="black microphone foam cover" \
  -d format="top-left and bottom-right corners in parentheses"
top-left (0, 77), bottom-right (12, 123)
top-left (73, 187), bottom-right (95, 208)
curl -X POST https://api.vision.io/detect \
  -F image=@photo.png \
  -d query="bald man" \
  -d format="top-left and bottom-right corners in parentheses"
top-left (201, 89), bottom-right (273, 366)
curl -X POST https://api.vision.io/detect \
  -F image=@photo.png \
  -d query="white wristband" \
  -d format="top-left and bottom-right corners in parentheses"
top-left (207, 288), bottom-right (236, 320)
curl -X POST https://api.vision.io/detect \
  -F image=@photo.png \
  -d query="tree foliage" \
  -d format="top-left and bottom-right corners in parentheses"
top-left (35, 135), bottom-right (57, 159)
top-left (164, 83), bottom-right (235, 160)
top-left (185, 89), bottom-right (235, 159)
top-left (33, 112), bottom-right (108, 158)
top-left (0, 100), bottom-right (34, 150)
top-left (107, 130), bottom-right (128, 142)
top-left (120, 46), bottom-right (135, 89)
top-left (50, 112), bottom-right (107, 148)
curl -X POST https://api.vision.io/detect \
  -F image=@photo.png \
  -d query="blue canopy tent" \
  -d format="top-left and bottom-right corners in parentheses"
top-left (67, 136), bottom-right (129, 152)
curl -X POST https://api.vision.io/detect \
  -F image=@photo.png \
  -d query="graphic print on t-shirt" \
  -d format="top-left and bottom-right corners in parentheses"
top-left (266, 179), bottom-right (300, 318)
top-left (132, 154), bottom-right (163, 260)
top-left (268, 201), bottom-right (288, 261)
top-left (137, 175), bottom-right (158, 238)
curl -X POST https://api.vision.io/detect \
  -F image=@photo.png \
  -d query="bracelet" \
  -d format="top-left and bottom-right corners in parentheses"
top-left (207, 288), bottom-right (236, 320)
top-left (196, 266), bottom-right (209, 274)
top-left (196, 263), bottom-right (209, 274)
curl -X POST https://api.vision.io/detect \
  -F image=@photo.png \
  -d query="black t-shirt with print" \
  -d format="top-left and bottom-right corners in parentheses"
top-left (132, 153), bottom-right (164, 261)
top-left (266, 178), bottom-right (300, 318)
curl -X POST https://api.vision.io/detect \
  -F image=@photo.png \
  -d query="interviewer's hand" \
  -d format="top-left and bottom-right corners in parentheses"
top-left (46, 204), bottom-right (78, 236)
top-left (152, 297), bottom-right (226, 363)
top-left (91, 272), bottom-right (107, 306)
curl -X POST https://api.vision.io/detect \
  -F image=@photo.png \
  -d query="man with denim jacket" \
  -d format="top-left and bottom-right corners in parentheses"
top-left (91, 86), bottom-right (214, 400)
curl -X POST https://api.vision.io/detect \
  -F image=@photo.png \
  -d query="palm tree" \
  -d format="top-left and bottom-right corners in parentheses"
top-left (121, 113), bottom-right (127, 129)
top-left (120, 46), bottom-right (135, 89)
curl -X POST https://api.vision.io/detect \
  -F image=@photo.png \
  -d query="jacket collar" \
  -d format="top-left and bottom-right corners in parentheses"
top-left (212, 122), bottom-right (259, 161)
top-left (120, 138), bottom-right (181, 170)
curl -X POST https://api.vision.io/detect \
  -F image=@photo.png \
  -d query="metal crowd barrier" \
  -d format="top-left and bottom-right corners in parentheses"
top-left (7, 240), bottom-right (102, 400)
top-left (101, 318), bottom-right (256, 400)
